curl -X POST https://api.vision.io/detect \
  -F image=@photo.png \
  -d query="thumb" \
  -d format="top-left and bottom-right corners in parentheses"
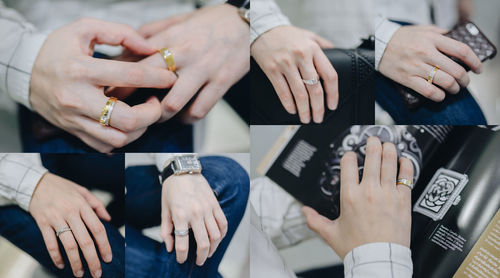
top-left (302, 206), bottom-right (334, 239)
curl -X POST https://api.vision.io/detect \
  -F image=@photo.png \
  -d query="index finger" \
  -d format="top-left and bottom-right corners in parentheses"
top-left (88, 58), bottom-right (177, 89)
top-left (160, 71), bottom-right (206, 121)
top-left (78, 18), bottom-right (157, 55)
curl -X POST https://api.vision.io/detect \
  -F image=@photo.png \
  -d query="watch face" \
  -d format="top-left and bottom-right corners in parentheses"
top-left (173, 155), bottom-right (202, 174)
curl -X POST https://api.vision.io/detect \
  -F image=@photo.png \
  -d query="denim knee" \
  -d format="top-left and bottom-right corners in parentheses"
top-left (199, 156), bottom-right (249, 219)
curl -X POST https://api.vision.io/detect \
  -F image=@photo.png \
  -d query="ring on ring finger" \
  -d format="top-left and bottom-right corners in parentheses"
top-left (174, 229), bottom-right (189, 237)
top-left (302, 76), bottom-right (319, 86)
top-left (397, 178), bottom-right (414, 190)
top-left (427, 66), bottom-right (439, 84)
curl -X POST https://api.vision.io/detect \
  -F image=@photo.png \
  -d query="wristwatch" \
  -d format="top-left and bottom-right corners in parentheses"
top-left (160, 154), bottom-right (202, 184)
top-left (226, 0), bottom-right (250, 24)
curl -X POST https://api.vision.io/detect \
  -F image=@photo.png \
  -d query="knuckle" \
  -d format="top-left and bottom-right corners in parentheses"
top-left (442, 77), bottom-right (456, 90)
top-left (266, 63), bottom-right (279, 73)
top-left (276, 55), bottom-right (292, 67)
top-left (66, 242), bottom-right (79, 252)
top-left (189, 108), bottom-right (208, 121)
top-left (421, 87), bottom-right (435, 98)
top-left (92, 223), bottom-right (105, 235)
top-left (47, 244), bottom-right (59, 254)
top-left (198, 241), bottom-right (210, 251)
top-left (176, 245), bottom-right (188, 253)
top-left (80, 238), bottom-right (94, 248)
top-left (109, 134), bottom-right (128, 149)
top-left (457, 44), bottom-right (472, 59)
top-left (325, 71), bottom-right (338, 82)
top-left (65, 60), bottom-right (88, 80)
top-left (54, 90), bottom-right (80, 110)
top-left (211, 233), bottom-right (221, 242)
top-left (294, 92), bottom-right (309, 102)
top-left (453, 67), bottom-right (467, 81)
top-left (121, 114), bottom-right (139, 132)
top-left (164, 99), bottom-right (182, 114)
top-left (292, 47), bottom-right (307, 59)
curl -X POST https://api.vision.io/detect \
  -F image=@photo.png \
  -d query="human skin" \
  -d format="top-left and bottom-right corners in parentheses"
top-left (379, 25), bottom-right (482, 102)
top-left (29, 173), bottom-right (112, 278)
top-left (30, 18), bottom-right (177, 152)
top-left (303, 137), bottom-right (414, 259)
top-left (161, 174), bottom-right (227, 266)
top-left (110, 4), bottom-right (250, 124)
top-left (251, 26), bottom-right (338, 124)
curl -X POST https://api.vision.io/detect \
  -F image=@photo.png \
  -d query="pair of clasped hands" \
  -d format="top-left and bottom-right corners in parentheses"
top-left (29, 4), bottom-right (249, 152)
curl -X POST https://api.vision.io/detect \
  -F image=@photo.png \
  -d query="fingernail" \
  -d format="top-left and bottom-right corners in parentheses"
top-left (104, 254), bottom-right (112, 263)
top-left (301, 116), bottom-right (311, 124)
top-left (94, 269), bottom-right (102, 278)
top-left (57, 264), bottom-right (64, 269)
top-left (313, 116), bottom-right (323, 124)
top-left (76, 270), bottom-right (84, 277)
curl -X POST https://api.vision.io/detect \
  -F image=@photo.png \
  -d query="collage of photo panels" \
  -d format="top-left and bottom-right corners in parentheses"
top-left (0, 0), bottom-right (499, 278)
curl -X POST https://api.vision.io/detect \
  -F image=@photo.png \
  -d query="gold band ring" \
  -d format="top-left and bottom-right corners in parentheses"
top-left (158, 48), bottom-right (176, 72)
top-left (99, 97), bottom-right (117, 126)
top-left (396, 178), bottom-right (414, 190)
top-left (427, 66), bottom-right (439, 84)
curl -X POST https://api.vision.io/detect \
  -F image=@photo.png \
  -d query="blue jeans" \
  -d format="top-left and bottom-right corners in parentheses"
top-left (125, 156), bottom-right (249, 278)
top-left (375, 75), bottom-right (487, 124)
top-left (0, 154), bottom-right (125, 277)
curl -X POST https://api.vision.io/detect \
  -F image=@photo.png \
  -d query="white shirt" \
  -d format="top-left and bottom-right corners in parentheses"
top-left (0, 153), bottom-right (47, 211)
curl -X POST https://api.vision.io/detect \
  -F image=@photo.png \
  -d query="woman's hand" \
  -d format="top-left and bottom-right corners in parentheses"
top-left (161, 174), bottom-right (227, 266)
top-left (29, 173), bottom-right (112, 278)
top-left (251, 26), bottom-right (338, 124)
top-left (302, 137), bottom-right (413, 259)
top-left (30, 18), bottom-right (177, 152)
top-left (379, 25), bottom-right (482, 102)
top-left (111, 4), bottom-right (250, 123)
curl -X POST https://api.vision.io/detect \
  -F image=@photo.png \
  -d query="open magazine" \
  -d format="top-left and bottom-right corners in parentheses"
top-left (258, 125), bottom-right (500, 278)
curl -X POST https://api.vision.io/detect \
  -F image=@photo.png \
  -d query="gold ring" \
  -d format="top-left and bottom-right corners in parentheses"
top-left (99, 97), bottom-right (117, 126)
top-left (158, 48), bottom-right (176, 72)
top-left (427, 66), bottom-right (439, 84)
top-left (397, 178), bottom-right (414, 190)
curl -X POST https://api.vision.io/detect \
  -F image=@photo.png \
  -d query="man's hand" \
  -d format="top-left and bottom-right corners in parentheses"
top-left (29, 173), bottom-right (112, 278)
top-left (30, 18), bottom-right (177, 152)
top-left (379, 25), bottom-right (482, 102)
top-left (302, 137), bottom-right (414, 259)
top-left (161, 174), bottom-right (227, 266)
top-left (251, 26), bottom-right (338, 124)
top-left (112, 4), bottom-right (250, 123)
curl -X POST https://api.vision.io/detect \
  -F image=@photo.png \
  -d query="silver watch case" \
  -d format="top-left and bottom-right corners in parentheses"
top-left (172, 155), bottom-right (202, 175)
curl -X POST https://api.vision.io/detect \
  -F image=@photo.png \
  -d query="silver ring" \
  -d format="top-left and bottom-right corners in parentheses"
top-left (302, 76), bottom-right (319, 86)
top-left (396, 178), bottom-right (414, 190)
top-left (174, 229), bottom-right (189, 237)
top-left (56, 227), bottom-right (72, 237)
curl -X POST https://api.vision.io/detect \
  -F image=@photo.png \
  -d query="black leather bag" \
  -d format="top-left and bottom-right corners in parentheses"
top-left (250, 43), bottom-right (375, 126)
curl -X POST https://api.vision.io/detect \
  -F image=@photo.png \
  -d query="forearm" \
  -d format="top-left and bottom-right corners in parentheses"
top-left (0, 2), bottom-right (47, 109)
top-left (250, 0), bottom-right (291, 45)
top-left (0, 153), bottom-right (48, 210)
top-left (343, 242), bottom-right (413, 278)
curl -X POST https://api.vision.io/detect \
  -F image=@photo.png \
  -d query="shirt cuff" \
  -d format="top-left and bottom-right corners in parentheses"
top-left (344, 242), bottom-right (413, 278)
top-left (17, 165), bottom-right (48, 211)
top-left (375, 17), bottom-right (401, 70)
top-left (250, 1), bottom-right (291, 45)
top-left (7, 32), bottom-right (48, 109)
